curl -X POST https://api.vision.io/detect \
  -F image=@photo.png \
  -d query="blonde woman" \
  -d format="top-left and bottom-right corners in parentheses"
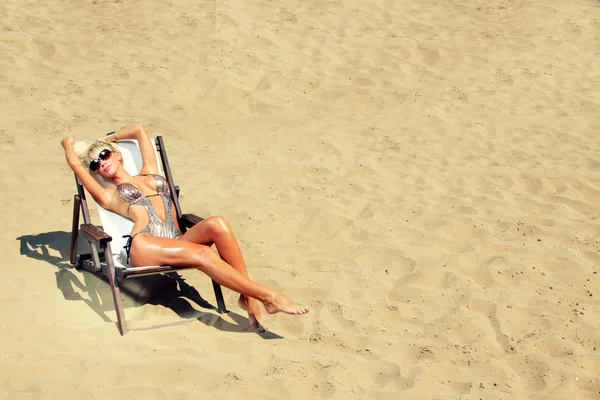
top-left (61, 124), bottom-right (308, 331)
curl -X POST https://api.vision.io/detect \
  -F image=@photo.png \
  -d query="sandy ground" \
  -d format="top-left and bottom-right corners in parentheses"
top-left (2, 0), bottom-right (599, 398)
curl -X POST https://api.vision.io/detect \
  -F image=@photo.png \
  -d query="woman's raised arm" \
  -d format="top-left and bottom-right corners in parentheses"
top-left (61, 137), bottom-right (111, 208)
top-left (104, 124), bottom-right (158, 175)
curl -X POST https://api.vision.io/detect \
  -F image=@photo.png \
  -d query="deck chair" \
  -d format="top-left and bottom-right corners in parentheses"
top-left (69, 136), bottom-right (227, 335)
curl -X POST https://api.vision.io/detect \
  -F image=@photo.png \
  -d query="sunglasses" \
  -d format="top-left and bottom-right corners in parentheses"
top-left (89, 149), bottom-right (112, 172)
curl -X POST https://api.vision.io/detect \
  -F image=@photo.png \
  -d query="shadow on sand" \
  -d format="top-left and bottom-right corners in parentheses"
top-left (17, 230), bottom-right (282, 339)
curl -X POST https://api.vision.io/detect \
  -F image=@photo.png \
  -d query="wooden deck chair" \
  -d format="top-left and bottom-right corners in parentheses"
top-left (69, 136), bottom-right (227, 335)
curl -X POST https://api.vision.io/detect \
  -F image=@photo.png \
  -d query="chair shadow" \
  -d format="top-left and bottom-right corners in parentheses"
top-left (17, 230), bottom-right (282, 338)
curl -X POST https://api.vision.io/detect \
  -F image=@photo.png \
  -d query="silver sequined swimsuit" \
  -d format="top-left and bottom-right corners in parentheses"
top-left (118, 174), bottom-right (182, 262)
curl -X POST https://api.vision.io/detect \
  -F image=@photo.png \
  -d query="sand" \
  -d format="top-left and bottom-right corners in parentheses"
top-left (1, 0), bottom-right (599, 398)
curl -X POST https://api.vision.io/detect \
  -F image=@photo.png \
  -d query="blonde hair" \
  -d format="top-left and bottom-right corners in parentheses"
top-left (75, 139), bottom-right (122, 170)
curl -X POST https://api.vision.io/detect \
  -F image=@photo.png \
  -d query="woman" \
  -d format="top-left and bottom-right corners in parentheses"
top-left (61, 124), bottom-right (308, 331)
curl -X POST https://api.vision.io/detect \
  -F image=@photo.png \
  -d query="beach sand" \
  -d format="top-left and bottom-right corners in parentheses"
top-left (2, 0), bottom-right (599, 398)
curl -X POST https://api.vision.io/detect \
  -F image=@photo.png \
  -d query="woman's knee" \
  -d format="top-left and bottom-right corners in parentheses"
top-left (190, 244), bottom-right (220, 269)
top-left (205, 215), bottom-right (233, 239)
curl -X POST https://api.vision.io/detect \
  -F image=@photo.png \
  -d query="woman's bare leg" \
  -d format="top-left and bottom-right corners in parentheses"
top-left (129, 234), bottom-right (309, 317)
top-left (179, 216), bottom-right (268, 330)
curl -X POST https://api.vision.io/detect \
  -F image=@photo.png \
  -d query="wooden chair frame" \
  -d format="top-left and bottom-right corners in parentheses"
top-left (69, 136), bottom-right (227, 335)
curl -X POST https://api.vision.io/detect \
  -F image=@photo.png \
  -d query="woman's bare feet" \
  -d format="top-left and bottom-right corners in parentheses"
top-left (262, 292), bottom-right (309, 315)
top-left (238, 295), bottom-right (268, 333)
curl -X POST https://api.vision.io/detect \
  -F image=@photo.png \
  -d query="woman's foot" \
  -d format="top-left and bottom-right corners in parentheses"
top-left (238, 295), bottom-right (268, 333)
top-left (263, 292), bottom-right (309, 315)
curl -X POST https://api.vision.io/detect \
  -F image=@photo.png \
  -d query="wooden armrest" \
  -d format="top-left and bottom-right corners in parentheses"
top-left (81, 223), bottom-right (112, 246)
top-left (179, 213), bottom-right (205, 229)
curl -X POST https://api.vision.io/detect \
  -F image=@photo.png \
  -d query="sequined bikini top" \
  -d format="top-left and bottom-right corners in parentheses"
top-left (116, 174), bottom-right (182, 239)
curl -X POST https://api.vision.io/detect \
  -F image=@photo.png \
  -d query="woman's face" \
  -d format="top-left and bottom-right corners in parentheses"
top-left (89, 147), bottom-right (121, 178)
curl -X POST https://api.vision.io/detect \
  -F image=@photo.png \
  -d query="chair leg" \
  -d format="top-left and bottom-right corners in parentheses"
top-left (109, 277), bottom-right (128, 335)
top-left (212, 280), bottom-right (227, 314)
top-left (70, 195), bottom-right (81, 265)
top-left (104, 244), bottom-right (128, 335)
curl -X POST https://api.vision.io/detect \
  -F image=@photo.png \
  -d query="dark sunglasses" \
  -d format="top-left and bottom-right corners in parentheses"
top-left (89, 149), bottom-right (112, 172)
